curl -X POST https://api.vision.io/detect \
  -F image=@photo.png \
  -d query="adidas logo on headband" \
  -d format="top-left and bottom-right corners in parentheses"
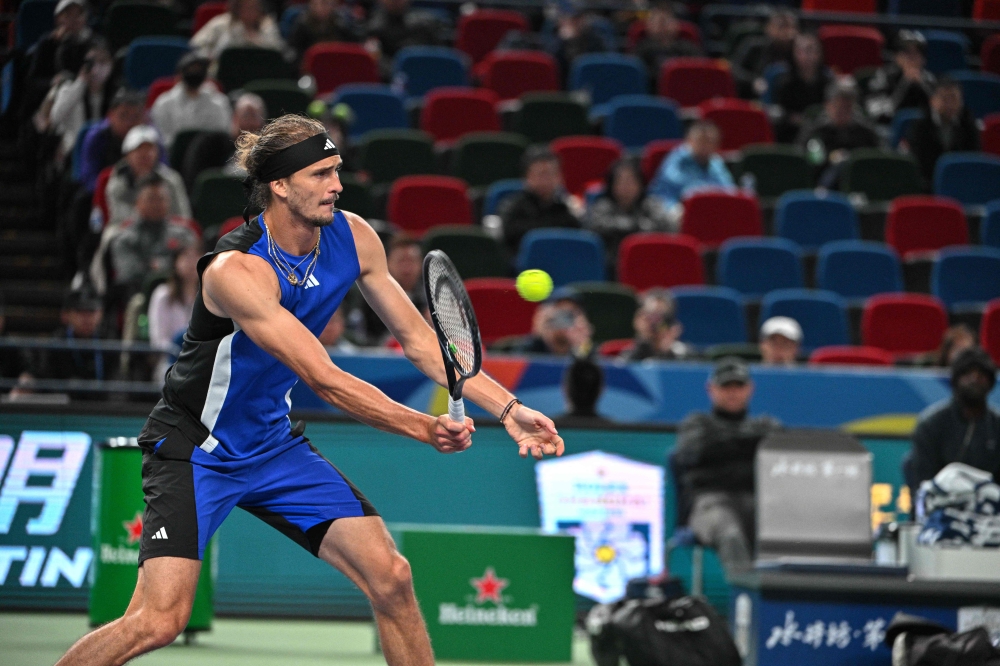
top-left (324, 138), bottom-right (335, 151)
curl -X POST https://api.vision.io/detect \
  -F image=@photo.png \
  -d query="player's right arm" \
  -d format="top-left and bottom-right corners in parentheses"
top-left (201, 250), bottom-right (471, 452)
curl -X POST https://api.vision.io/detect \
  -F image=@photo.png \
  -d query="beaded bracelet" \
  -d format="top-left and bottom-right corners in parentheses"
top-left (499, 398), bottom-right (522, 425)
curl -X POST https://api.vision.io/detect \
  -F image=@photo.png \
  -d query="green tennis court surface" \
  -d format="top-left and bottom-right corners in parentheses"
top-left (0, 613), bottom-right (594, 666)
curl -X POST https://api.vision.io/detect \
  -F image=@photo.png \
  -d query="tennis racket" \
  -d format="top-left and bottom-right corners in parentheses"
top-left (423, 250), bottom-right (483, 424)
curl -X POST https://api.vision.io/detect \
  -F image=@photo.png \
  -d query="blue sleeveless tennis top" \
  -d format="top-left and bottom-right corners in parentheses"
top-left (150, 211), bottom-right (360, 460)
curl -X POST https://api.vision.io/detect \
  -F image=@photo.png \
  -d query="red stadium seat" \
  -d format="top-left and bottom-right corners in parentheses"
top-left (192, 1), bottom-right (226, 34)
top-left (982, 299), bottom-right (1000, 364)
top-left (802, 0), bottom-right (876, 11)
top-left (455, 10), bottom-right (528, 64)
top-left (658, 58), bottom-right (735, 108)
top-left (862, 293), bottom-right (948, 356)
top-left (626, 19), bottom-right (701, 50)
top-left (819, 26), bottom-right (885, 75)
top-left (974, 0), bottom-right (1000, 20)
top-left (617, 233), bottom-right (705, 291)
top-left (697, 99), bottom-right (774, 152)
top-left (982, 114), bottom-right (1000, 156)
top-left (640, 139), bottom-right (683, 182)
top-left (302, 43), bottom-right (379, 95)
top-left (479, 50), bottom-right (559, 101)
top-left (465, 278), bottom-right (537, 344)
top-left (885, 195), bottom-right (968, 259)
top-left (91, 166), bottom-right (114, 229)
top-left (387, 176), bottom-right (471, 235)
top-left (219, 216), bottom-right (244, 239)
top-left (419, 88), bottom-right (501, 144)
top-left (809, 345), bottom-right (895, 366)
top-left (146, 75), bottom-right (176, 108)
top-left (982, 35), bottom-right (1000, 75)
top-left (681, 192), bottom-right (763, 248)
top-left (550, 136), bottom-right (623, 197)
top-left (598, 338), bottom-right (635, 357)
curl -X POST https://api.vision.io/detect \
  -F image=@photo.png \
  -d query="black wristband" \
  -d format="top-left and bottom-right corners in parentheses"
top-left (500, 398), bottom-right (522, 424)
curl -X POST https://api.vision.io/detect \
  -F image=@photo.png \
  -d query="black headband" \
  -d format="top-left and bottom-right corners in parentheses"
top-left (254, 132), bottom-right (339, 183)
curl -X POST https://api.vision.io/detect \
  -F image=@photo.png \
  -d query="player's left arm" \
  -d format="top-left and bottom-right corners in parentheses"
top-left (344, 212), bottom-right (564, 459)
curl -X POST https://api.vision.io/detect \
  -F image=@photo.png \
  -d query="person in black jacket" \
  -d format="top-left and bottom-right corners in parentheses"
top-left (498, 146), bottom-right (580, 254)
top-left (772, 33), bottom-right (833, 143)
top-left (905, 77), bottom-right (980, 190)
top-left (554, 358), bottom-right (615, 428)
top-left (673, 358), bottom-right (781, 572)
top-left (288, 0), bottom-right (362, 67)
top-left (911, 347), bottom-right (1000, 487)
top-left (732, 9), bottom-right (798, 98)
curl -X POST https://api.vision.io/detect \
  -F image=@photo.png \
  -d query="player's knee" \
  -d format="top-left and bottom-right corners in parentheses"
top-left (130, 606), bottom-right (190, 650)
top-left (369, 553), bottom-right (414, 611)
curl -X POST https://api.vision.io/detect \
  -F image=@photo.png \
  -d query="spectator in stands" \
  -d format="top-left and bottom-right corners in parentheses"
top-left (648, 121), bottom-right (734, 209)
top-left (516, 288), bottom-right (593, 357)
top-left (798, 78), bottom-right (880, 188)
top-left (906, 77), bottom-right (979, 190)
top-left (759, 316), bottom-right (802, 366)
top-left (190, 0), bottom-right (287, 60)
top-left (499, 146), bottom-right (580, 254)
top-left (674, 357), bottom-right (781, 572)
top-left (319, 305), bottom-right (358, 353)
top-left (550, 0), bottom-right (609, 76)
top-left (932, 324), bottom-right (978, 368)
top-left (151, 52), bottom-right (232, 149)
top-left (911, 347), bottom-right (1000, 487)
top-left (623, 288), bottom-right (692, 361)
top-left (865, 30), bottom-right (935, 124)
top-left (109, 174), bottom-right (198, 302)
top-left (584, 157), bottom-right (674, 268)
top-left (732, 9), bottom-right (798, 98)
top-left (346, 235), bottom-right (424, 345)
top-left (181, 92), bottom-right (266, 190)
top-left (554, 358), bottom-right (613, 428)
top-left (772, 33), bottom-right (833, 144)
top-left (632, 1), bottom-right (701, 84)
top-left (147, 242), bottom-right (200, 382)
top-left (78, 89), bottom-right (145, 192)
top-left (365, 0), bottom-right (447, 64)
top-left (43, 38), bottom-right (114, 164)
top-left (288, 0), bottom-right (361, 66)
top-left (105, 125), bottom-right (191, 231)
top-left (23, 0), bottom-right (94, 117)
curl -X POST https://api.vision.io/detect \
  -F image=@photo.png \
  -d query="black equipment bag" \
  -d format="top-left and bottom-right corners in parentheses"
top-left (885, 612), bottom-right (1000, 666)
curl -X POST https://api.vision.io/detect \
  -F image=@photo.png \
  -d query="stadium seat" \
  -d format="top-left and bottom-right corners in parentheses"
top-left (735, 146), bottom-right (812, 199)
top-left (145, 76), bottom-right (176, 108)
top-left (949, 72), bottom-right (1000, 120)
top-left (516, 229), bottom-right (606, 287)
top-left (420, 87), bottom-right (501, 144)
top-left (570, 282), bottom-right (639, 343)
top-left (817, 240), bottom-right (903, 300)
top-left (168, 128), bottom-right (204, 169)
top-left (104, 1), bottom-right (177, 53)
top-left (217, 47), bottom-right (292, 92)
top-left (569, 53), bottom-right (647, 109)
top-left (550, 136), bottom-right (623, 197)
top-left (455, 10), bottom-right (528, 65)
top-left (774, 191), bottom-right (859, 250)
top-left (982, 200), bottom-right (1000, 248)
top-left (617, 233), bottom-right (705, 291)
top-left (885, 195), bottom-right (968, 259)
top-left (932, 246), bottom-right (1000, 310)
top-left (387, 176), bottom-right (471, 235)
top-left (697, 99), bottom-right (773, 151)
top-left (1, 61), bottom-right (13, 116)
top-left (627, 17), bottom-right (701, 50)
top-left (657, 58), bottom-right (736, 108)
top-left (974, 0), bottom-right (1000, 19)
top-left (337, 173), bottom-right (375, 220)
top-left (422, 226), bottom-right (509, 279)
top-left (124, 37), bottom-right (188, 91)
top-left (465, 278), bottom-right (537, 345)
top-left (302, 43), bottom-right (379, 96)
top-left (934, 153), bottom-right (1000, 206)
top-left (809, 346), bottom-right (895, 366)
top-left (759, 289), bottom-right (851, 351)
top-left (192, 170), bottom-right (247, 229)
top-left (717, 238), bottom-right (804, 298)
top-left (840, 150), bottom-right (922, 202)
top-left (890, 108), bottom-right (923, 148)
top-left (243, 79), bottom-right (310, 119)
top-left (357, 129), bottom-right (436, 185)
top-left (801, 0), bottom-right (876, 11)
top-left (330, 84), bottom-right (408, 140)
top-left (193, 1), bottom-right (226, 34)
top-left (450, 132), bottom-right (527, 188)
top-left (602, 96), bottom-right (682, 150)
top-left (818, 26), bottom-right (884, 75)
top-left (15, 0), bottom-right (55, 50)
top-left (981, 299), bottom-right (1000, 364)
top-left (862, 293), bottom-right (948, 356)
top-left (681, 192), bottom-right (763, 248)
top-left (640, 141), bottom-right (684, 184)
top-left (923, 31), bottom-right (969, 75)
top-left (888, 0), bottom-right (961, 15)
top-left (483, 179), bottom-right (523, 216)
top-left (511, 93), bottom-right (590, 144)
top-left (393, 46), bottom-right (469, 100)
top-left (982, 114), bottom-right (1000, 156)
top-left (672, 286), bottom-right (748, 346)
top-left (479, 50), bottom-right (559, 102)
top-left (983, 35), bottom-right (1000, 76)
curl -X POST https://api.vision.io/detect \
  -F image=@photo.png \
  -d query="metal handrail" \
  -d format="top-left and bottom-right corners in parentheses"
top-left (0, 337), bottom-right (180, 355)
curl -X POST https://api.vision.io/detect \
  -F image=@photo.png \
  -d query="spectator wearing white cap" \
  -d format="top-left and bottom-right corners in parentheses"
top-left (104, 125), bottom-right (190, 231)
top-left (759, 316), bottom-right (802, 366)
top-left (150, 52), bottom-right (232, 149)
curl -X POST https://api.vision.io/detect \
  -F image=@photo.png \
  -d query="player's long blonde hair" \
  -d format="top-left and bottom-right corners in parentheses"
top-left (234, 114), bottom-right (326, 210)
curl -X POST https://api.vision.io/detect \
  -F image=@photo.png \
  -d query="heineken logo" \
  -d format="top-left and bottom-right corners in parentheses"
top-left (97, 510), bottom-right (143, 565)
top-left (438, 567), bottom-right (539, 627)
top-left (471, 567), bottom-right (508, 603)
top-left (123, 511), bottom-right (143, 544)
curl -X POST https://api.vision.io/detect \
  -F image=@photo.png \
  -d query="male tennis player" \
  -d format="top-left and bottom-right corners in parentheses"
top-left (56, 114), bottom-right (564, 666)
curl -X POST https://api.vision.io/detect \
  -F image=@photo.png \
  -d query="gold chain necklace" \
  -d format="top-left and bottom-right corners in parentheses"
top-left (264, 223), bottom-right (321, 287)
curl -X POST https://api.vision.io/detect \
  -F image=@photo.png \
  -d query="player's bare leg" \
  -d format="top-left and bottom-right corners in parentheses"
top-left (319, 516), bottom-right (433, 666)
top-left (55, 557), bottom-right (200, 666)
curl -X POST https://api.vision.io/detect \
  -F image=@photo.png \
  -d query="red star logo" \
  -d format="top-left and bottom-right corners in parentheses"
top-left (123, 511), bottom-right (143, 544)
top-left (470, 567), bottom-right (508, 604)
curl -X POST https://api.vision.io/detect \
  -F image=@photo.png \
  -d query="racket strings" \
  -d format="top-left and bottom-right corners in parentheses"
top-left (427, 261), bottom-right (477, 375)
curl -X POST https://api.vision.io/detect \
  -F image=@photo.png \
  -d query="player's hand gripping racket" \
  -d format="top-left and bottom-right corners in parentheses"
top-left (423, 250), bottom-right (483, 423)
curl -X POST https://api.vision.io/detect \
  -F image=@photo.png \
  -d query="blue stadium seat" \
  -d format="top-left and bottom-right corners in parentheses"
top-left (759, 289), bottom-right (851, 351)
top-left (717, 238), bottom-right (804, 298)
top-left (569, 53), bottom-right (647, 111)
top-left (1, 61), bottom-right (13, 116)
top-left (774, 190), bottom-right (859, 250)
top-left (602, 95), bottom-right (682, 150)
top-left (124, 37), bottom-right (189, 90)
top-left (279, 5), bottom-right (305, 39)
top-left (934, 152), bottom-right (1000, 206)
top-left (816, 240), bottom-right (903, 300)
top-left (330, 84), bottom-right (408, 140)
top-left (516, 229), bottom-right (606, 287)
top-left (760, 61), bottom-right (788, 105)
top-left (483, 179), bottom-right (523, 216)
top-left (923, 31), bottom-right (968, 75)
top-left (16, 0), bottom-right (56, 49)
top-left (949, 71), bottom-right (1000, 120)
top-left (890, 108), bottom-right (922, 148)
top-left (888, 0), bottom-right (961, 15)
top-left (672, 286), bottom-right (747, 346)
top-left (931, 246), bottom-right (1000, 310)
top-left (393, 46), bottom-right (469, 100)
top-left (982, 200), bottom-right (1000, 249)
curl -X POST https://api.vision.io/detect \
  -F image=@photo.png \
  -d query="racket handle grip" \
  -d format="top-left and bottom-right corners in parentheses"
top-left (448, 397), bottom-right (465, 424)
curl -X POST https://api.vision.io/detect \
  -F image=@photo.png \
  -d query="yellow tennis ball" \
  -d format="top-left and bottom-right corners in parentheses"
top-left (516, 269), bottom-right (554, 302)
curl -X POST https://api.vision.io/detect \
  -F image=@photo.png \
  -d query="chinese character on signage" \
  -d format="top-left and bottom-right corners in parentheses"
top-left (765, 611), bottom-right (887, 652)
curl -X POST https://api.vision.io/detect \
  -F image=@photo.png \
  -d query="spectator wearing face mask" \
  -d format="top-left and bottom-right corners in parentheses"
top-left (151, 52), bottom-right (232, 149)
top-left (44, 38), bottom-right (115, 162)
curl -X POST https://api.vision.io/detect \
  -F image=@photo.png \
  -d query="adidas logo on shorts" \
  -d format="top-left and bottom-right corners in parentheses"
top-left (150, 527), bottom-right (169, 540)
